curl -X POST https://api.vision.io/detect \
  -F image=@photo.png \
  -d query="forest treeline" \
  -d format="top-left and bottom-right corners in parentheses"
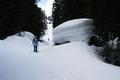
top-left (52, 0), bottom-right (120, 35)
top-left (52, 0), bottom-right (120, 66)
top-left (0, 0), bottom-right (47, 39)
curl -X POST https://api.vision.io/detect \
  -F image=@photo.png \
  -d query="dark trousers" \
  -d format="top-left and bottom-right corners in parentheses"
top-left (34, 46), bottom-right (38, 52)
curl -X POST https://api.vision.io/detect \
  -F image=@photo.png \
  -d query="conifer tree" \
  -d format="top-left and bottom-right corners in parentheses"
top-left (52, 0), bottom-right (91, 28)
top-left (0, 0), bottom-right (47, 39)
top-left (52, 0), bottom-right (64, 28)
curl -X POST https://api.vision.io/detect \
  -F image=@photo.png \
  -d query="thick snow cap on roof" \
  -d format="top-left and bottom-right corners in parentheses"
top-left (53, 18), bottom-right (94, 44)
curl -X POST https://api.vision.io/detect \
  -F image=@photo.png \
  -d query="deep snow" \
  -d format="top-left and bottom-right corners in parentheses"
top-left (53, 18), bottom-right (94, 44)
top-left (0, 19), bottom-right (120, 80)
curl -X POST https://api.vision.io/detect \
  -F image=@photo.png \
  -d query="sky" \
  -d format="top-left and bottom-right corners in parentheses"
top-left (37, 0), bottom-right (54, 17)
top-left (38, 0), bottom-right (48, 6)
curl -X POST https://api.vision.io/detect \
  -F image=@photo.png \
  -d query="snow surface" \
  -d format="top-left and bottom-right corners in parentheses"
top-left (43, 23), bottom-right (54, 45)
top-left (15, 31), bottom-right (34, 40)
top-left (1, 19), bottom-right (120, 80)
top-left (53, 18), bottom-right (94, 44)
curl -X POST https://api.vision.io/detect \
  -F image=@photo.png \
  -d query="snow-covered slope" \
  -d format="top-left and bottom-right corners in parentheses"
top-left (53, 18), bottom-right (94, 44)
top-left (0, 19), bottom-right (120, 80)
top-left (15, 31), bottom-right (34, 40)
top-left (0, 35), bottom-right (120, 80)
top-left (43, 23), bottom-right (54, 45)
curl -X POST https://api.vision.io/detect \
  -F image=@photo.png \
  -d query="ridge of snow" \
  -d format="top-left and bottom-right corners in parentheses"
top-left (0, 19), bottom-right (120, 80)
top-left (0, 38), bottom-right (120, 80)
top-left (54, 18), bottom-right (93, 30)
top-left (53, 18), bottom-right (94, 44)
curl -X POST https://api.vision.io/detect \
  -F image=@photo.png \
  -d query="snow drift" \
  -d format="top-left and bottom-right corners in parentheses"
top-left (0, 19), bottom-right (120, 80)
top-left (0, 37), bottom-right (120, 80)
top-left (15, 31), bottom-right (34, 40)
top-left (53, 18), bottom-right (94, 44)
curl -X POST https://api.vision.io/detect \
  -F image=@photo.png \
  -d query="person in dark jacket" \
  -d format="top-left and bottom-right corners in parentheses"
top-left (32, 36), bottom-right (39, 52)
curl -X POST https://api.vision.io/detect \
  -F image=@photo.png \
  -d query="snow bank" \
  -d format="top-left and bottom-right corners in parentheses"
top-left (0, 36), bottom-right (120, 80)
top-left (15, 31), bottom-right (34, 40)
top-left (53, 18), bottom-right (94, 44)
top-left (0, 19), bottom-right (120, 80)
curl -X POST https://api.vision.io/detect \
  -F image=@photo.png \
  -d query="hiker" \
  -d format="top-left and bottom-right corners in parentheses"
top-left (32, 36), bottom-right (39, 52)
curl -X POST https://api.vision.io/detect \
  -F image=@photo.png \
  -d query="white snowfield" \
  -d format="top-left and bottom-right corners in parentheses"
top-left (0, 19), bottom-right (120, 80)
top-left (53, 18), bottom-right (94, 44)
